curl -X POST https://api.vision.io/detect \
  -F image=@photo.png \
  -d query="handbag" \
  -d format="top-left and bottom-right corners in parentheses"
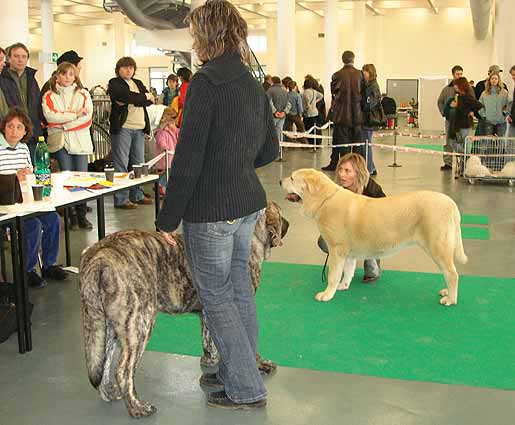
top-left (366, 104), bottom-right (386, 127)
top-left (47, 131), bottom-right (65, 153)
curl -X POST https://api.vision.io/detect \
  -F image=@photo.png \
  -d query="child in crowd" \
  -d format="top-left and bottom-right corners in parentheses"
top-left (42, 61), bottom-right (93, 230)
top-left (0, 108), bottom-right (67, 288)
top-left (154, 107), bottom-right (179, 196)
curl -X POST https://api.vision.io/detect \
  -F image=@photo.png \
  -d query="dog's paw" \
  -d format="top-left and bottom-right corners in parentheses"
top-left (257, 357), bottom-right (278, 376)
top-left (337, 282), bottom-right (350, 291)
top-left (315, 291), bottom-right (334, 302)
top-left (439, 296), bottom-right (457, 306)
top-left (200, 354), bottom-right (219, 368)
top-left (127, 401), bottom-right (157, 418)
top-left (99, 383), bottom-right (122, 402)
top-left (439, 288), bottom-right (449, 297)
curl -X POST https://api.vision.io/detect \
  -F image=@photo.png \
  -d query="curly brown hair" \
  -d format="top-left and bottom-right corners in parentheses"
top-left (115, 57), bottom-right (137, 77)
top-left (187, 0), bottom-right (251, 65)
top-left (0, 107), bottom-right (33, 142)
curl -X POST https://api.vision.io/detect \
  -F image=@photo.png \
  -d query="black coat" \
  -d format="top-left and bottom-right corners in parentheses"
top-left (107, 77), bottom-right (152, 135)
top-left (0, 67), bottom-right (42, 142)
top-left (156, 52), bottom-right (279, 232)
top-left (363, 178), bottom-right (386, 198)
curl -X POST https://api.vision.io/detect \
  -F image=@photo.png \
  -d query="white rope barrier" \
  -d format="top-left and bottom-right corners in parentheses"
top-left (279, 140), bottom-right (511, 158)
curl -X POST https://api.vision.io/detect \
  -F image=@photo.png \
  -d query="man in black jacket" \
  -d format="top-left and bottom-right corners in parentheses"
top-left (108, 56), bottom-right (154, 209)
top-left (0, 43), bottom-right (41, 162)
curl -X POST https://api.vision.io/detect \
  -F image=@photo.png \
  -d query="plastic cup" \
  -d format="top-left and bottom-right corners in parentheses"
top-left (104, 168), bottom-right (115, 182)
top-left (133, 165), bottom-right (143, 179)
top-left (32, 185), bottom-right (44, 201)
top-left (51, 173), bottom-right (68, 197)
top-left (141, 164), bottom-right (149, 176)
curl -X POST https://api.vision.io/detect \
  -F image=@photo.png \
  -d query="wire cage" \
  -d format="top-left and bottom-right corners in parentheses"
top-left (463, 136), bottom-right (515, 186)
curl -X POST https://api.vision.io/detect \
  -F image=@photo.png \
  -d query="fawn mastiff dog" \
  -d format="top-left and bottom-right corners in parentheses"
top-left (280, 168), bottom-right (467, 305)
top-left (79, 202), bottom-right (288, 418)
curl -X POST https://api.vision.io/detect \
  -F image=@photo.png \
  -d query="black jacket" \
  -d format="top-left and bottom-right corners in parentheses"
top-left (0, 67), bottom-right (42, 143)
top-left (107, 77), bottom-right (152, 135)
top-left (443, 94), bottom-right (483, 137)
top-left (156, 52), bottom-right (279, 232)
top-left (363, 178), bottom-right (386, 198)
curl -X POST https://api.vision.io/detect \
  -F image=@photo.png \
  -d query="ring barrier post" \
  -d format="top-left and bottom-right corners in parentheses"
top-left (388, 131), bottom-right (402, 168)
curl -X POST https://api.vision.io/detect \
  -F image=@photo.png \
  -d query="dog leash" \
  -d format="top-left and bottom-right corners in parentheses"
top-left (321, 254), bottom-right (329, 282)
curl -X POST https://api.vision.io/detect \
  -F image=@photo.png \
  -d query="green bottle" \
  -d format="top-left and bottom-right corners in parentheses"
top-left (35, 136), bottom-right (51, 197)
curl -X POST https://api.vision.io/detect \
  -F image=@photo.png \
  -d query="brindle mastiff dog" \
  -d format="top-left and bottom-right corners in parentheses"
top-left (79, 202), bottom-right (288, 418)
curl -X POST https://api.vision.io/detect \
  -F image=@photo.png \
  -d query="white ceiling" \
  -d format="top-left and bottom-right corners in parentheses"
top-left (28, 0), bottom-right (471, 31)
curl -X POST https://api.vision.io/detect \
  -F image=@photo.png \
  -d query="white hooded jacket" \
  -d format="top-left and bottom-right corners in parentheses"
top-left (42, 83), bottom-right (94, 155)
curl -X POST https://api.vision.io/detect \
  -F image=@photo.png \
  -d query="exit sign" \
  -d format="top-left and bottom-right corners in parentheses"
top-left (51, 52), bottom-right (58, 64)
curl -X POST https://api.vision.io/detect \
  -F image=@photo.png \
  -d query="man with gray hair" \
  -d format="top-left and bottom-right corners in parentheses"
top-left (322, 50), bottom-right (364, 171)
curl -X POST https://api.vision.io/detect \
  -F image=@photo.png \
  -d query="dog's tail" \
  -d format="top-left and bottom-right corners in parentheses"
top-left (454, 209), bottom-right (468, 265)
top-left (79, 254), bottom-right (108, 390)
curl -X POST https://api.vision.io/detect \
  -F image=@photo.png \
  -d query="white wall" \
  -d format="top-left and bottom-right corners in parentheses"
top-left (257, 7), bottom-right (494, 95)
top-left (28, 22), bottom-right (175, 90)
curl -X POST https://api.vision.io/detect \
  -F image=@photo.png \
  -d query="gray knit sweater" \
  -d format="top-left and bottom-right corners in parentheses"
top-left (156, 53), bottom-right (279, 232)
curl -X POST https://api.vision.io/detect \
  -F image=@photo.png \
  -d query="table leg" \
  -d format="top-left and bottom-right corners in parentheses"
top-left (9, 223), bottom-right (26, 354)
top-left (96, 197), bottom-right (106, 240)
top-left (0, 228), bottom-right (6, 283)
top-left (154, 181), bottom-right (160, 219)
top-left (16, 217), bottom-right (32, 352)
top-left (63, 208), bottom-right (71, 267)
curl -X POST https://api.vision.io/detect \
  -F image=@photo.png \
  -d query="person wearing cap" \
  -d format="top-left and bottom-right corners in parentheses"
top-left (41, 50), bottom-right (84, 97)
top-left (474, 65), bottom-right (507, 100)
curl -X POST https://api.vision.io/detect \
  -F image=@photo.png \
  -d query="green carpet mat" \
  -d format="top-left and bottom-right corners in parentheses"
top-left (462, 214), bottom-right (489, 225)
top-left (461, 225), bottom-right (490, 240)
top-left (405, 143), bottom-right (444, 151)
top-left (147, 262), bottom-right (515, 390)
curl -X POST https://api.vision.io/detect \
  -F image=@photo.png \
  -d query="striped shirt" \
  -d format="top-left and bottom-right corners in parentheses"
top-left (0, 140), bottom-right (32, 173)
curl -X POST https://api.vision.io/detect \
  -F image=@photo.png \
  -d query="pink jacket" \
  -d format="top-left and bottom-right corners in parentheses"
top-left (154, 126), bottom-right (179, 170)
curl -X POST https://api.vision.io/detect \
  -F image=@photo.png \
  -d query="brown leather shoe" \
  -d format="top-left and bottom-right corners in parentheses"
top-left (134, 197), bottom-right (152, 205)
top-left (114, 201), bottom-right (138, 210)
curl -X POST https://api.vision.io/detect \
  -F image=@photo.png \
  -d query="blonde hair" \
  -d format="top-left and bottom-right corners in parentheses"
top-left (334, 153), bottom-right (370, 194)
top-left (158, 107), bottom-right (178, 129)
top-left (50, 62), bottom-right (83, 93)
top-left (485, 72), bottom-right (505, 95)
top-left (187, 0), bottom-right (251, 65)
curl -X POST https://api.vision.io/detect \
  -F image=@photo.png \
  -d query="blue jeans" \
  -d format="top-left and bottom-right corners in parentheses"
top-left (273, 117), bottom-right (285, 143)
top-left (362, 128), bottom-right (376, 173)
top-left (111, 128), bottom-right (145, 206)
top-left (183, 210), bottom-right (267, 404)
top-left (53, 148), bottom-right (89, 172)
top-left (24, 212), bottom-right (61, 272)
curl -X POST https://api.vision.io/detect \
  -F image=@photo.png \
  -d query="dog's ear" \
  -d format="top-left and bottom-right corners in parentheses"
top-left (302, 172), bottom-right (319, 194)
top-left (265, 201), bottom-right (285, 247)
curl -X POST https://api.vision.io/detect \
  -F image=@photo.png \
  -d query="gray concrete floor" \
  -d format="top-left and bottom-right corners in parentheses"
top-left (1, 132), bottom-right (515, 424)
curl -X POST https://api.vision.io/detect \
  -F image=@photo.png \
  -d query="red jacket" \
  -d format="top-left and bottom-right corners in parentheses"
top-left (177, 81), bottom-right (189, 127)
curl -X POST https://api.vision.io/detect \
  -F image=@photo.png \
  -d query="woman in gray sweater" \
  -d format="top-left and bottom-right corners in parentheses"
top-left (478, 73), bottom-right (509, 136)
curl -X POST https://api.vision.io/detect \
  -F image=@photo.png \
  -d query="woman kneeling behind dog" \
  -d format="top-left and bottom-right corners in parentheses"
top-left (318, 153), bottom-right (385, 282)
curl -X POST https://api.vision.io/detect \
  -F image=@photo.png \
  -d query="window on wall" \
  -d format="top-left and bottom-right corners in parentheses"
top-left (149, 67), bottom-right (169, 96)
